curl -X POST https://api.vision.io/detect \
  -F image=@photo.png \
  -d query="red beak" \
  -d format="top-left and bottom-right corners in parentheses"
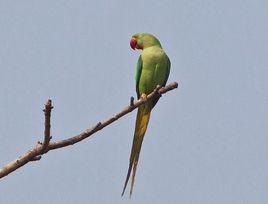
top-left (130, 38), bottom-right (137, 50)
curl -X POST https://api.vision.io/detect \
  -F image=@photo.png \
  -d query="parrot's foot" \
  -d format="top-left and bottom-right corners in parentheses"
top-left (140, 93), bottom-right (148, 101)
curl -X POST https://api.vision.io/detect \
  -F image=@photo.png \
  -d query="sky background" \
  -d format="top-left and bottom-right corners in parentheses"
top-left (0, 0), bottom-right (267, 203)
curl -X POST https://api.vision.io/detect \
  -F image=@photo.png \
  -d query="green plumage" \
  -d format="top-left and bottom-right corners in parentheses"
top-left (122, 33), bottom-right (170, 197)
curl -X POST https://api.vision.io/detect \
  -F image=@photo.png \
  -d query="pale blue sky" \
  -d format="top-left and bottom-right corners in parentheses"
top-left (0, 1), bottom-right (267, 203)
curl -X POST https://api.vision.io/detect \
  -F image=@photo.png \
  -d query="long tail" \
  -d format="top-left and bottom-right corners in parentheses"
top-left (121, 104), bottom-right (151, 197)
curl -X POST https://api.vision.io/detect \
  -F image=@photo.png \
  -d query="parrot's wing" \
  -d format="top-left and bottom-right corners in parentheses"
top-left (163, 56), bottom-right (171, 86)
top-left (135, 55), bottom-right (143, 99)
top-left (151, 55), bottom-right (171, 108)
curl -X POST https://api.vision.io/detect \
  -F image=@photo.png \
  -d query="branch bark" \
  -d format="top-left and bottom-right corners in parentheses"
top-left (0, 82), bottom-right (178, 179)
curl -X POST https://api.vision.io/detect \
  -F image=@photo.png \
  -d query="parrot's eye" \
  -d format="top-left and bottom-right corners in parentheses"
top-left (130, 38), bottom-right (137, 50)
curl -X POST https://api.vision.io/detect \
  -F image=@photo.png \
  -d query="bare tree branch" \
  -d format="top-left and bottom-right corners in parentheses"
top-left (0, 82), bottom-right (178, 180)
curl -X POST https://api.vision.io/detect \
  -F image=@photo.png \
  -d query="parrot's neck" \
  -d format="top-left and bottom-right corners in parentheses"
top-left (142, 37), bottom-right (162, 49)
top-left (142, 45), bottom-right (163, 52)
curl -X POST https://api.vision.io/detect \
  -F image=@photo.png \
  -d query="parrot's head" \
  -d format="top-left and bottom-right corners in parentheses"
top-left (130, 33), bottom-right (162, 50)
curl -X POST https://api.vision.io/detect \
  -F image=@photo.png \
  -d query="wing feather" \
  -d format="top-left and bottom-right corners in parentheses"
top-left (135, 56), bottom-right (143, 99)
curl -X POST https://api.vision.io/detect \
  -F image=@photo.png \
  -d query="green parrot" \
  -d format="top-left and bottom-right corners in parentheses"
top-left (122, 33), bottom-right (170, 197)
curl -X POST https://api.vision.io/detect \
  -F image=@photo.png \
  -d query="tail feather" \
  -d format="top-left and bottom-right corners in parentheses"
top-left (121, 104), bottom-right (151, 197)
top-left (130, 140), bottom-right (143, 197)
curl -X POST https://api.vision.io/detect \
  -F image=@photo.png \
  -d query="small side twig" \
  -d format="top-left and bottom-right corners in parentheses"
top-left (41, 99), bottom-right (53, 153)
top-left (129, 97), bottom-right (134, 107)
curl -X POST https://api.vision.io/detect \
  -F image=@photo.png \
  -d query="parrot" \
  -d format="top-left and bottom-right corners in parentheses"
top-left (121, 32), bottom-right (170, 197)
